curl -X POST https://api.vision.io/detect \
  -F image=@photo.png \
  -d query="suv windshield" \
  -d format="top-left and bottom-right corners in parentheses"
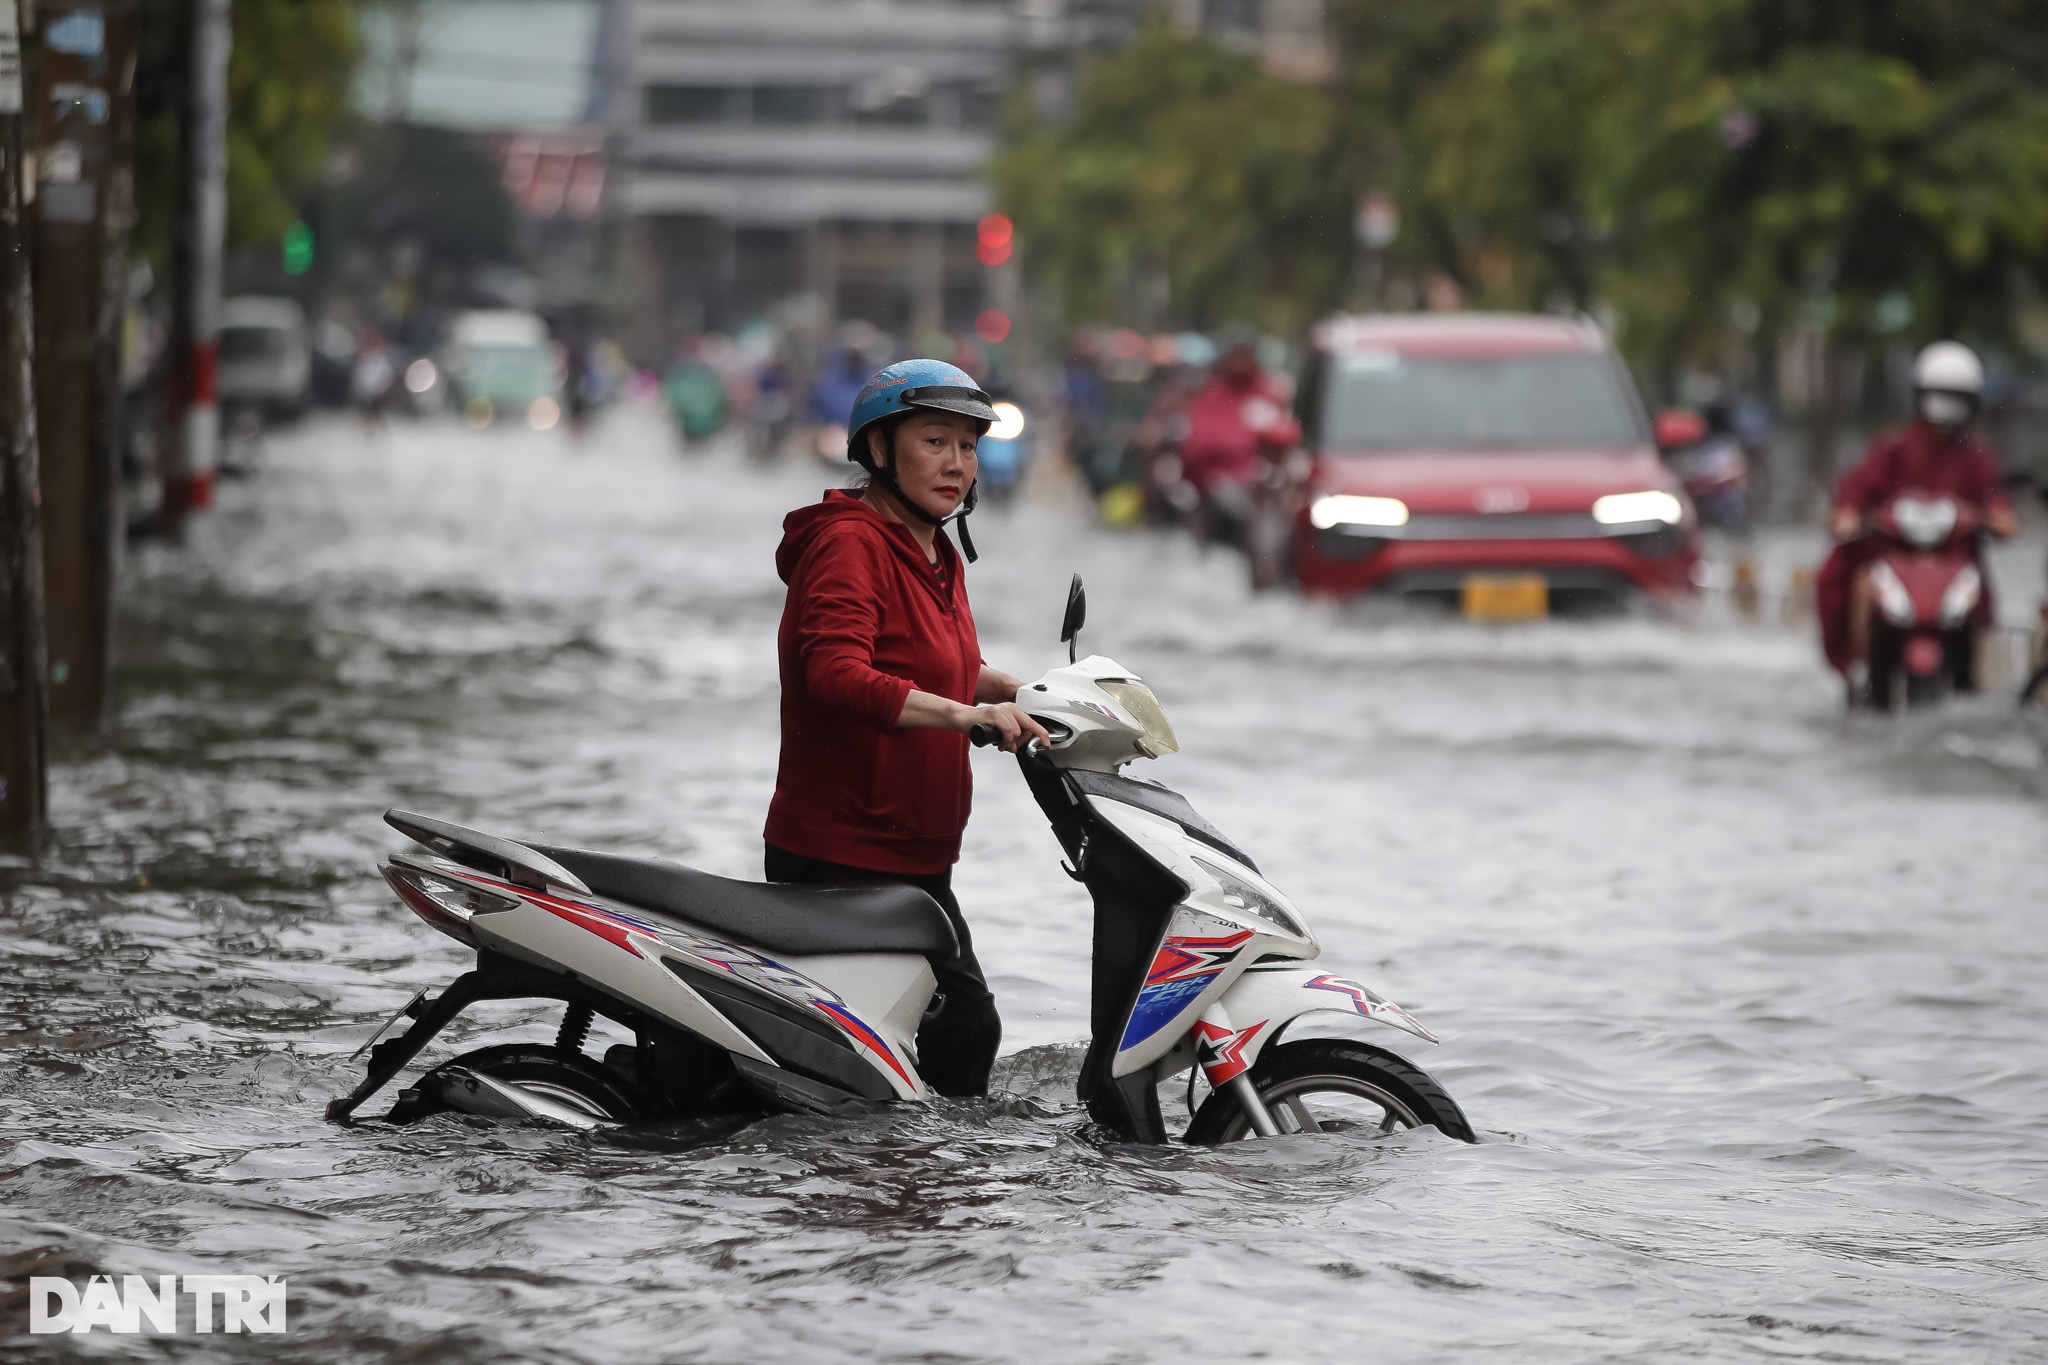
top-left (1322, 350), bottom-right (1645, 451)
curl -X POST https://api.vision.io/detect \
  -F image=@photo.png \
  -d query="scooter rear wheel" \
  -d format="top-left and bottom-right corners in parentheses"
top-left (1184, 1039), bottom-right (1475, 1144)
top-left (388, 1044), bottom-right (648, 1124)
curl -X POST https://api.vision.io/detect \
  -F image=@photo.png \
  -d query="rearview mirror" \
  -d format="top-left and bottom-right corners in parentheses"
top-left (1059, 574), bottom-right (1086, 663)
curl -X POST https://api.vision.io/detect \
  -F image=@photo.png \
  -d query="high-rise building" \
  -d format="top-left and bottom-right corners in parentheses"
top-left (605, 0), bottom-right (1016, 353)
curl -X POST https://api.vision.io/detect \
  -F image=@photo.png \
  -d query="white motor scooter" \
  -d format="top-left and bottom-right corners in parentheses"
top-left (329, 577), bottom-right (1473, 1144)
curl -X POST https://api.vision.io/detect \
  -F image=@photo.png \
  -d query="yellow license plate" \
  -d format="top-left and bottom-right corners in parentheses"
top-left (1461, 573), bottom-right (1548, 621)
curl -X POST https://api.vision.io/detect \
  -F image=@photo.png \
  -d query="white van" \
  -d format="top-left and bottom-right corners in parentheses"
top-left (219, 297), bottom-right (312, 419)
top-left (442, 310), bottom-right (564, 428)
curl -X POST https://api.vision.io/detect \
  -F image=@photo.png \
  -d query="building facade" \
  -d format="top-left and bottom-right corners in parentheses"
top-left (606, 0), bottom-right (1016, 355)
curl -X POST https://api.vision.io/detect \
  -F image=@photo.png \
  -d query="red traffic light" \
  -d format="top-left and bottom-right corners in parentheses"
top-left (977, 213), bottom-right (1013, 266)
top-left (975, 310), bottom-right (1011, 343)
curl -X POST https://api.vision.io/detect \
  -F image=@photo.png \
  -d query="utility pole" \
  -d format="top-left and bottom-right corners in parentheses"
top-left (0, 0), bottom-right (49, 834)
top-left (31, 0), bottom-right (132, 731)
top-left (160, 0), bottom-right (226, 533)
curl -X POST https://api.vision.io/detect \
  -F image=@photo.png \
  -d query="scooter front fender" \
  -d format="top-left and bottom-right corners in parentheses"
top-left (1200, 967), bottom-right (1438, 1085)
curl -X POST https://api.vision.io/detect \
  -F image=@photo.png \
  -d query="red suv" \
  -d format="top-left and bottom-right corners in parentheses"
top-left (1289, 314), bottom-right (1699, 614)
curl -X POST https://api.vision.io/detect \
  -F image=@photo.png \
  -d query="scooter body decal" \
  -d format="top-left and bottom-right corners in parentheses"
top-left (469, 869), bottom-right (920, 1093)
top-left (1194, 1017), bottom-right (1267, 1086)
top-left (1304, 973), bottom-right (1438, 1043)
top-left (473, 874), bottom-right (660, 959)
top-left (813, 1001), bottom-right (916, 1090)
top-left (1119, 924), bottom-right (1254, 1052)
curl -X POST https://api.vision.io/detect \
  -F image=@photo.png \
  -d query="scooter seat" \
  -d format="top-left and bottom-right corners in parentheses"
top-left (523, 845), bottom-right (959, 960)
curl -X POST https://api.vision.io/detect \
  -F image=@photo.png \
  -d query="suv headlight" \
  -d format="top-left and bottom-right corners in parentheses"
top-left (1310, 494), bottom-right (1409, 529)
top-left (1194, 856), bottom-right (1305, 938)
top-left (1098, 679), bottom-right (1179, 757)
top-left (1591, 490), bottom-right (1684, 525)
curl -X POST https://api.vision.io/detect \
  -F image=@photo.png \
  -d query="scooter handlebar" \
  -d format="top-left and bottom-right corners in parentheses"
top-left (969, 724), bottom-right (1000, 747)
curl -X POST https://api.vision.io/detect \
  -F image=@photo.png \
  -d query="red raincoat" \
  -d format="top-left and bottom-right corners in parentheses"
top-left (1816, 420), bottom-right (2010, 674)
top-left (1178, 372), bottom-right (1300, 492)
top-left (765, 490), bottom-right (981, 875)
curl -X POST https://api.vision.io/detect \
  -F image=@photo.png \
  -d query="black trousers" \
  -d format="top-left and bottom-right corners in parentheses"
top-left (763, 844), bottom-right (1001, 1098)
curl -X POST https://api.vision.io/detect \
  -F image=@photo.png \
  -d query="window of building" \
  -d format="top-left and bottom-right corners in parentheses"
top-left (752, 85), bottom-right (830, 124)
top-left (1204, 0), bottom-right (1261, 35)
top-left (645, 85), bottom-right (733, 124)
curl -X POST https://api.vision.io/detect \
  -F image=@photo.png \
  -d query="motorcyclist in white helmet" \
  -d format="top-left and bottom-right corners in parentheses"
top-left (1817, 341), bottom-right (2016, 686)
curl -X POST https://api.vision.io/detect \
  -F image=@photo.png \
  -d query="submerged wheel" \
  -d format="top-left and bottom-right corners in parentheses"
top-left (1904, 671), bottom-right (1944, 707)
top-left (1184, 1038), bottom-right (1475, 1144)
top-left (391, 1044), bottom-right (647, 1124)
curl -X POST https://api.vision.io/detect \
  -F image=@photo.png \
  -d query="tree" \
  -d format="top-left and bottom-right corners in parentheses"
top-left (992, 24), bottom-right (1343, 332)
top-left (1608, 0), bottom-right (2048, 359)
top-left (1329, 0), bottom-right (2048, 373)
top-left (133, 0), bottom-right (367, 263)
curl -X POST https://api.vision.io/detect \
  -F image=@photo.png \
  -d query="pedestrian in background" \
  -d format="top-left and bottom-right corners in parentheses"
top-left (351, 328), bottom-right (396, 439)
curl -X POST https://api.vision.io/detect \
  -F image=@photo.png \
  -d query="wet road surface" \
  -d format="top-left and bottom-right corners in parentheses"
top-left (3, 408), bottom-right (2045, 1362)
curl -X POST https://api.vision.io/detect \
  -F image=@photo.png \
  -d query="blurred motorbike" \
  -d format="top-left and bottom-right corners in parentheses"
top-left (974, 400), bottom-right (1030, 505)
top-left (1857, 494), bottom-right (1986, 709)
top-left (1655, 410), bottom-right (1749, 532)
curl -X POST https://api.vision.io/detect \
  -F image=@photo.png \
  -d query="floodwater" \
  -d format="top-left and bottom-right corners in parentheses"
top-left (4, 408), bottom-right (2046, 1363)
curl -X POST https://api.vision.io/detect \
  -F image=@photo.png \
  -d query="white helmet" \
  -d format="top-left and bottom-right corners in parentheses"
top-left (1911, 341), bottom-right (1984, 396)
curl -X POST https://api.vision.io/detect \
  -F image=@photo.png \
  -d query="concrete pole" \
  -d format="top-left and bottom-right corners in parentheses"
top-left (31, 0), bottom-right (133, 732)
top-left (161, 0), bottom-right (227, 530)
top-left (909, 221), bottom-right (943, 343)
top-left (0, 0), bottom-right (49, 834)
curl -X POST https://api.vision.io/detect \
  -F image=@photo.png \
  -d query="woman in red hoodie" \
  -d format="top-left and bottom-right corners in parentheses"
top-left (764, 359), bottom-right (1049, 1097)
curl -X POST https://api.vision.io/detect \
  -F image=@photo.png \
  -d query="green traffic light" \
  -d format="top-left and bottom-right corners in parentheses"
top-left (282, 221), bottom-right (314, 275)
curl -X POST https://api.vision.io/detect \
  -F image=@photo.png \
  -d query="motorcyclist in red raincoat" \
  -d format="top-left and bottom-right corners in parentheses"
top-left (1177, 332), bottom-right (1301, 549)
top-left (1817, 342), bottom-right (2016, 694)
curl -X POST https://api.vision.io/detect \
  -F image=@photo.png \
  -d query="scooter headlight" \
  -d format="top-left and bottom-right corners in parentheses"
top-left (1869, 560), bottom-right (1915, 628)
top-left (1098, 679), bottom-right (1179, 758)
top-left (1939, 565), bottom-right (1982, 628)
top-left (1194, 856), bottom-right (1305, 938)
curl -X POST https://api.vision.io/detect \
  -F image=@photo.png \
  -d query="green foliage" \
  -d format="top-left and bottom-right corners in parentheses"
top-left (1340, 0), bottom-right (2048, 363)
top-left (992, 24), bottom-right (1343, 332)
top-left (134, 0), bottom-right (368, 263)
top-left (1004, 4), bottom-right (2048, 368)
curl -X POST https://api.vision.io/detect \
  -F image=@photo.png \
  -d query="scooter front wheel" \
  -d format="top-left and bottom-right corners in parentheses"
top-left (1184, 1039), bottom-right (1475, 1144)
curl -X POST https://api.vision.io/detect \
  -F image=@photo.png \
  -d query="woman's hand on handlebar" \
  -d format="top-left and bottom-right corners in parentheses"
top-left (963, 701), bottom-right (1051, 753)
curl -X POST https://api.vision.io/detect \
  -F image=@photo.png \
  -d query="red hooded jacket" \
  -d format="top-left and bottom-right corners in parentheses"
top-left (1815, 419), bottom-right (2011, 673)
top-left (1832, 419), bottom-right (2009, 519)
top-left (764, 490), bottom-right (981, 875)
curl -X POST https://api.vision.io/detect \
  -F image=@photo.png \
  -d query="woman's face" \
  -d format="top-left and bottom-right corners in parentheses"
top-left (873, 411), bottom-right (979, 519)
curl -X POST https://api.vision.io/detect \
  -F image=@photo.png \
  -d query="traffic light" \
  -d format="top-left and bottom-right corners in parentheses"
top-left (282, 220), bottom-right (314, 276)
top-left (976, 213), bottom-right (1012, 267)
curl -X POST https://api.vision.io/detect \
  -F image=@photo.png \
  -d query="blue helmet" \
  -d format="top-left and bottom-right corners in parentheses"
top-left (846, 358), bottom-right (996, 466)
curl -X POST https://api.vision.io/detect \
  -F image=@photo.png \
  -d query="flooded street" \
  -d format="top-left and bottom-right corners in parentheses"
top-left (5, 408), bottom-right (2047, 1362)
